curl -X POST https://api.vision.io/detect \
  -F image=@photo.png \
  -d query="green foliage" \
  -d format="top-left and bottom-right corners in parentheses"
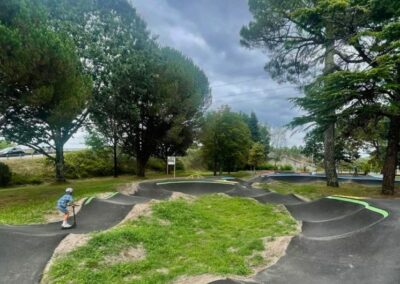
top-left (200, 106), bottom-right (252, 174)
top-left (64, 150), bottom-right (114, 179)
top-left (240, 112), bottom-right (270, 156)
top-left (278, 164), bottom-right (293, 171)
top-left (180, 146), bottom-right (206, 171)
top-left (248, 142), bottom-right (266, 168)
top-left (84, 131), bottom-right (108, 151)
top-left (146, 157), bottom-right (165, 172)
top-left (256, 163), bottom-right (277, 170)
top-left (0, 162), bottom-right (11, 186)
top-left (0, 140), bottom-right (13, 150)
top-left (47, 195), bottom-right (297, 283)
top-left (302, 127), bottom-right (360, 164)
top-left (0, 3), bottom-right (92, 181)
top-left (62, 150), bottom-right (145, 179)
top-left (354, 158), bottom-right (371, 175)
top-left (11, 173), bottom-right (43, 186)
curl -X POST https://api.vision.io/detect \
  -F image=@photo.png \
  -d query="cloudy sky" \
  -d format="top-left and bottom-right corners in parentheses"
top-left (66, 0), bottom-right (305, 149)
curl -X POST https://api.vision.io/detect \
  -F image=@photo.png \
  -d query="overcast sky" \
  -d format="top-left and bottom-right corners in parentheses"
top-left (66, 0), bottom-right (305, 149)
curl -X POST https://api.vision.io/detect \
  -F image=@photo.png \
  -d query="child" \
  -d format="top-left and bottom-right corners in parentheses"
top-left (57, 188), bottom-right (75, 228)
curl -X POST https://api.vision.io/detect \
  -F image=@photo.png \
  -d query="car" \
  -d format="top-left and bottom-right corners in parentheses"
top-left (0, 147), bottom-right (25, 157)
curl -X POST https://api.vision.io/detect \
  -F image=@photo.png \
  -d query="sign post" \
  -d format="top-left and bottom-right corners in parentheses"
top-left (167, 156), bottom-right (176, 178)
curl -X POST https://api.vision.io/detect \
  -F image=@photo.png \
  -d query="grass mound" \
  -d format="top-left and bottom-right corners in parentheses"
top-left (47, 195), bottom-right (297, 283)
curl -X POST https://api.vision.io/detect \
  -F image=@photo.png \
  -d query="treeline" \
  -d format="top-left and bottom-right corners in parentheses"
top-left (200, 106), bottom-right (270, 175)
top-left (0, 0), bottom-right (210, 181)
top-left (242, 0), bottom-right (400, 194)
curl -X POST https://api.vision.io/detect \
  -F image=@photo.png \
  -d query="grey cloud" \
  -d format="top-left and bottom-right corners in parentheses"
top-left (133, 0), bottom-right (306, 146)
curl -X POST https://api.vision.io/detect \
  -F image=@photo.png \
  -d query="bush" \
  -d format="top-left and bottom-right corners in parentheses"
top-left (0, 162), bottom-right (12, 187)
top-left (176, 158), bottom-right (185, 171)
top-left (11, 173), bottom-right (43, 185)
top-left (146, 157), bottom-right (165, 172)
top-left (256, 163), bottom-right (277, 170)
top-left (279, 164), bottom-right (294, 171)
top-left (118, 154), bottom-right (136, 175)
top-left (64, 150), bottom-right (114, 179)
top-left (146, 157), bottom-right (185, 172)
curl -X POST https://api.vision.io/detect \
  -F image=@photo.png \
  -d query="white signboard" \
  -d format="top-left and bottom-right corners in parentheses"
top-left (167, 156), bottom-right (176, 165)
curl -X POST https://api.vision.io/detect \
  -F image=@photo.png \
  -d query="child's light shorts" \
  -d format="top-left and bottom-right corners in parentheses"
top-left (58, 207), bottom-right (68, 214)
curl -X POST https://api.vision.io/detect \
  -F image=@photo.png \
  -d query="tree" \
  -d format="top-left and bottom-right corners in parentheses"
top-left (240, 111), bottom-right (270, 156)
top-left (109, 47), bottom-right (210, 177)
top-left (154, 48), bottom-right (211, 167)
top-left (241, 0), bottom-right (344, 186)
top-left (291, 0), bottom-right (400, 193)
top-left (0, 140), bottom-right (13, 150)
top-left (200, 106), bottom-right (252, 175)
top-left (258, 124), bottom-right (271, 156)
top-left (39, 0), bottom-right (153, 178)
top-left (269, 127), bottom-right (287, 166)
top-left (0, 7), bottom-right (91, 181)
top-left (248, 112), bottom-right (261, 142)
top-left (302, 126), bottom-right (360, 166)
top-left (249, 142), bottom-right (266, 172)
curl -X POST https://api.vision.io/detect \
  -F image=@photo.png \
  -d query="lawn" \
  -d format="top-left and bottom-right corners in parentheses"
top-left (46, 195), bottom-right (298, 284)
top-left (0, 175), bottom-right (139, 224)
top-left (0, 171), bottom-right (253, 225)
top-left (263, 181), bottom-right (400, 200)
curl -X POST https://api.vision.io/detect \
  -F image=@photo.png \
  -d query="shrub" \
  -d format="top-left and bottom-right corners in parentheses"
top-left (0, 162), bottom-right (12, 187)
top-left (64, 149), bottom-right (114, 179)
top-left (11, 173), bottom-right (43, 185)
top-left (256, 163), bottom-right (277, 170)
top-left (146, 157), bottom-right (185, 172)
top-left (176, 158), bottom-right (185, 171)
top-left (118, 154), bottom-right (136, 175)
top-left (279, 164), bottom-right (294, 171)
top-left (146, 157), bottom-right (165, 172)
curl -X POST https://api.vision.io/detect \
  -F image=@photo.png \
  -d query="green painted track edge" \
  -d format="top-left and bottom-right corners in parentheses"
top-left (106, 192), bottom-right (119, 199)
top-left (328, 196), bottom-right (389, 218)
top-left (84, 196), bottom-right (95, 205)
top-left (156, 180), bottom-right (237, 185)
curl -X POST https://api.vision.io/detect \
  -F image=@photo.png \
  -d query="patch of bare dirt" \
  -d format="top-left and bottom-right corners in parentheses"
top-left (119, 200), bottom-right (157, 224)
top-left (102, 244), bottom-right (146, 265)
top-left (255, 235), bottom-right (293, 272)
top-left (171, 191), bottom-right (195, 201)
top-left (117, 182), bottom-right (140, 195)
top-left (173, 274), bottom-right (224, 284)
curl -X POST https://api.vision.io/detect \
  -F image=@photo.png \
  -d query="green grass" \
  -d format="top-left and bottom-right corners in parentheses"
top-left (47, 195), bottom-right (297, 284)
top-left (264, 181), bottom-right (400, 200)
top-left (0, 175), bottom-right (142, 224)
top-left (0, 170), bottom-right (253, 225)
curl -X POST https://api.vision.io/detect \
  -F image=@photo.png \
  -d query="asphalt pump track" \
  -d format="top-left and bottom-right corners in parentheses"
top-left (0, 178), bottom-right (397, 283)
top-left (259, 173), bottom-right (400, 186)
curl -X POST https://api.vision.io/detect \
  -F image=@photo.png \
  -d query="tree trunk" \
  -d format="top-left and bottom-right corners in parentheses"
top-left (213, 156), bottom-right (217, 176)
top-left (113, 139), bottom-right (119, 178)
top-left (324, 124), bottom-right (339, 187)
top-left (55, 142), bottom-right (66, 182)
top-left (136, 154), bottom-right (149, 177)
top-left (323, 24), bottom-right (339, 187)
top-left (382, 116), bottom-right (400, 194)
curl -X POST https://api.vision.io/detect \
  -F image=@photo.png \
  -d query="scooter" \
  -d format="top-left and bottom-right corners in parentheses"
top-left (61, 204), bottom-right (79, 230)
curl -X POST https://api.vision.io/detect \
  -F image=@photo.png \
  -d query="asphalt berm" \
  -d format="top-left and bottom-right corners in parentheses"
top-left (261, 173), bottom-right (400, 186)
top-left (0, 177), bottom-right (397, 284)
